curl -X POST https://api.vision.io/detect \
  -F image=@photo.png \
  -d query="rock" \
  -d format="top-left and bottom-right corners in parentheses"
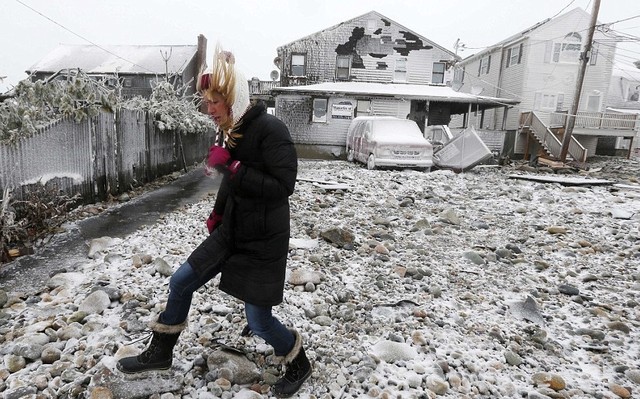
top-left (371, 340), bottom-right (417, 363)
top-left (607, 321), bottom-right (630, 334)
top-left (88, 236), bottom-right (115, 259)
top-left (3, 354), bottom-right (26, 373)
top-left (438, 208), bottom-right (461, 225)
top-left (79, 290), bottom-right (111, 314)
top-left (532, 372), bottom-right (566, 391)
top-left (288, 269), bottom-right (322, 285)
top-left (504, 350), bottom-right (523, 366)
top-left (90, 365), bottom-right (183, 399)
top-left (425, 374), bottom-right (449, 395)
top-left (509, 296), bottom-right (545, 326)
top-left (625, 369), bottom-right (640, 384)
top-left (463, 251), bottom-right (485, 265)
top-left (153, 257), bottom-right (174, 277)
top-left (608, 383), bottom-right (631, 398)
top-left (41, 345), bottom-right (62, 363)
top-left (206, 349), bottom-right (261, 385)
top-left (320, 227), bottom-right (355, 248)
top-left (0, 289), bottom-right (7, 308)
top-left (547, 226), bottom-right (568, 234)
top-left (558, 284), bottom-right (580, 296)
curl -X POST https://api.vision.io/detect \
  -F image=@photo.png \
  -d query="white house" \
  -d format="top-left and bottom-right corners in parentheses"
top-left (452, 7), bottom-right (634, 160)
top-left (273, 10), bottom-right (517, 158)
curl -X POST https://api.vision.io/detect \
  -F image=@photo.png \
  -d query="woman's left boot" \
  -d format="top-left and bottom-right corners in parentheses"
top-left (272, 329), bottom-right (312, 398)
top-left (117, 319), bottom-right (186, 373)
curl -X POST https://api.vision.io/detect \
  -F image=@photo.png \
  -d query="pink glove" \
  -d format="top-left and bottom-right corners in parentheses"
top-left (207, 145), bottom-right (231, 169)
top-left (206, 211), bottom-right (223, 233)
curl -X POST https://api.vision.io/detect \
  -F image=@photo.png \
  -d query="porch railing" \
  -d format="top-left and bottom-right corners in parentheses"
top-left (248, 79), bottom-right (279, 95)
top-left (520, 111), bottom-right (587, 162)
top-left (549, 111), bottom-right (639, 130)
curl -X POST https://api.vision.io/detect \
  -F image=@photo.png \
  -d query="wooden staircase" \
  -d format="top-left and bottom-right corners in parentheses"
top-left (519, 112), bottom-right (587, 163)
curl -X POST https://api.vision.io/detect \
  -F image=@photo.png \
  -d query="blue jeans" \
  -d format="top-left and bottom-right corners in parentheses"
top-left (159, 261), bottom-right (295, 356)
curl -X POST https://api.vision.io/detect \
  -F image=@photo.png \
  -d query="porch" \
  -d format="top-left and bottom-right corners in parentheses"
top-left (519, 111), bottom-right (639, 163)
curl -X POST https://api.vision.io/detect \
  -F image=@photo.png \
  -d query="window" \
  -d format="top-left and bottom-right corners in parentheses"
top-left (357, 100), bottom-right (371, 116)
top-left (394, 57), bottom-right (407, 82)
top-left (589, 41), bottom-right (599, 65)
top-left (478, 55), bottom-right (491, 76)
top-left (506, 43), bottom-right (523, 67)
top-left (586, 91), bottom-right (601, 112)
top-left (336, 55), bottom-right (351, 80)
top-left (533, 92), bottom-right (559, 111)
top-left (291, 53), bottom-right (306, 77)
top-left (552, 32), bottom-right (582, 63)
top-left (432, 62), bottom-right (445, 84)
top-left (312, 98), bottom-right (327, 123)
top-left (556, 94), bottom-right (565, 112)
top-left (367, 19), bottom-right (377, 32)
top-left (628, 85), bottom-right (640, 102)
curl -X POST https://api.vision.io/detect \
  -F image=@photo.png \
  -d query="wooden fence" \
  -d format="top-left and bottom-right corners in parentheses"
top-left (0, 109), bottom-right (215, 202)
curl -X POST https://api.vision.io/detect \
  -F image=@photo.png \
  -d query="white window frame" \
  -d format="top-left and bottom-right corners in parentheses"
top-left (312, 98), bottom-right (328, 123)
top-left (394, 57), bottom-right (407, 82)
top-left (432, 62), bottom-right (445, 84)
top-left (552, 32), bottom-right (582, 64)
top-left (336, 55), bottom-right (351, 80)
top-left (356, 100), bottom-right (371, 116)
top-left (291, 53), bottom-right (306, 77)
top-left (506, 44), bottom-right (522, 68)
top-left (533, 92), bottom-right (559, 111)
top-left (585, 91), bottom-right (602, 112)
top-left (478, 55), bottom-right (491, 76)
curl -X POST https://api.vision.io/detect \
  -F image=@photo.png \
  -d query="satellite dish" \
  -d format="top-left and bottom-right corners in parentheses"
top-left (470, 86), bottom-right (484, 95)
top-left (270, 70), bottom-right (279, 81)
top-left (273, 56), bottom-right (282, 67)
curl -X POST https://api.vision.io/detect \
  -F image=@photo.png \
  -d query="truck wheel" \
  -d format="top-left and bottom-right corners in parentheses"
top-left (367, 154), bottom-right (376, 170)
top-left (347, 148), bottom-right (355, 162)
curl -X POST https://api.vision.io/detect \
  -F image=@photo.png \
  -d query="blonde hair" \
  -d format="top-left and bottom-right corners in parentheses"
top-left (197, 44), bottom-right (244, 145)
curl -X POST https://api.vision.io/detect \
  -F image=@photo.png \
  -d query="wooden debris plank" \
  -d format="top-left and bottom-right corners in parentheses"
top-left (508, 174), bottom-right (613, 186)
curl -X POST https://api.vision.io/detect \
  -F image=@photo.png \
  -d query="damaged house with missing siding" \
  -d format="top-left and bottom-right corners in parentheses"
top-left (271, 10), bottom-right (519, 158)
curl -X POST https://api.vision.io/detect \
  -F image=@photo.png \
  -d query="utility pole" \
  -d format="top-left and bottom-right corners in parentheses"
top-left (560, 0), bottom-right (600, 161)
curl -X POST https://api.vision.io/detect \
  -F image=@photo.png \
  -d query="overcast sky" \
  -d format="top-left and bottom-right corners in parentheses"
top-left (1, 0), bottom-right (639, 93)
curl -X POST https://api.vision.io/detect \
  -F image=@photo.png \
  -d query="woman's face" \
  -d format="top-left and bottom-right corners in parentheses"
top-left (205, 92), bottom-right (231, 127)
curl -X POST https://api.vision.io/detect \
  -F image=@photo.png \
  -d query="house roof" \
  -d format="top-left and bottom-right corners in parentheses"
top-left (277, 10), bottom-right (457, 60)
top-left (27, 44), bottom-right (198, 76)
top-left (273, 82), bottom-right (519, 110)
top-left (461, 7), bottom-right (593, 62)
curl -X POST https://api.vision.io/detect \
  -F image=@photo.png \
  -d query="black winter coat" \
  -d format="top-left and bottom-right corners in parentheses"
top-left (188, 103), bottom-right (298, 306)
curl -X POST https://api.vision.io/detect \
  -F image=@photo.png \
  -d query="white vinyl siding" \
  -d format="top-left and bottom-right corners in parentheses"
top-left (371, 99), bottom-right (411, 119)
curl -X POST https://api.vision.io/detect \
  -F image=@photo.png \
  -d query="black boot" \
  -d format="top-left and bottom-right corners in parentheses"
top-left (272, 330), bottom-right (312, 398)
top-left (117, 319), bottom-right (186, 374)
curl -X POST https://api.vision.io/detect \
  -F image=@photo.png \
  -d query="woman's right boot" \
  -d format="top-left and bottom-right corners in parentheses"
top-left (117, 319), bottom-right (186, 373)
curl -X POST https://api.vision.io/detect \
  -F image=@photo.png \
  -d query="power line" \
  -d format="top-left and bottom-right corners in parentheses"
top-left (15, 0), bottom-right (155, 75)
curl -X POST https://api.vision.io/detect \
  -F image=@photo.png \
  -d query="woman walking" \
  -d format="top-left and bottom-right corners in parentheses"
top-left (117, 44), bottom-right (311, 397)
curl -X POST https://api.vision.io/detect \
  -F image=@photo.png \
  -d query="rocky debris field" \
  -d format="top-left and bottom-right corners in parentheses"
top-left (0, 156), bottom-right (639, 399)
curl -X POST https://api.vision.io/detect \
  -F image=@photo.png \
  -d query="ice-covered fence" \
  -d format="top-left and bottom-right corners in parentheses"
top-left (0, 110), bottom-right (215, 202)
